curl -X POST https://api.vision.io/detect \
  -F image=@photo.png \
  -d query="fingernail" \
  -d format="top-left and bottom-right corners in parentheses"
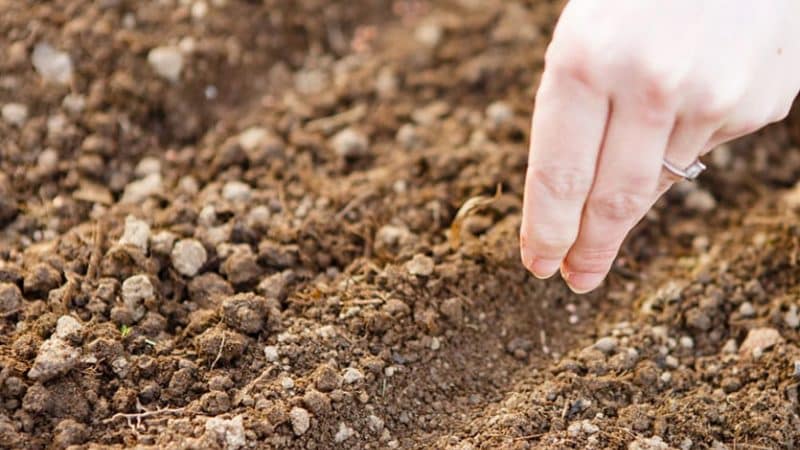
top-left (562, 269), bottom-right (604, 294)
top-left (529, 258), bottom-right (561, 279)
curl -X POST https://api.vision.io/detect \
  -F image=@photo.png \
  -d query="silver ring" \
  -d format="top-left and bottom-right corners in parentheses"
top-left (662, 158), bottom-right (706, 181)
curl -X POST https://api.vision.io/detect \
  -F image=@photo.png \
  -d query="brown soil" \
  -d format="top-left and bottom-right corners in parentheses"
top-left (2, 1), bottom-right (800, 449)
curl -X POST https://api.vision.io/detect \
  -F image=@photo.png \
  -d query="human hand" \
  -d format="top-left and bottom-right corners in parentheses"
top-left (520, 0), bottom-right (800, 293)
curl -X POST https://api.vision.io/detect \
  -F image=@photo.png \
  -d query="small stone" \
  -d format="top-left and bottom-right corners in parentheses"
top-left (314, 364), bottom-right (341, 392)
top-left (147, 46), bottom-right (184, 82)
top-left (486, 101), bottom-right (513, 127)
top-left (679, 336), bottom-right (694, 349)
top-left (222, 181), bottom-right (252, 202)
top-left (685, 308), bottom-right (712, 331)
top-left (32, 42), bottom-right (73, 84)
top-left (684, 188), bottom-right (716, 213)
top-left (121, 173), bottom-right (163, 203)
top-left (171, 239), bottom-right (207, 277)
top-left (28, 338), bottom-right (80, 381)
top-left (664, 355), bottom-right (679, 369)
top-left (294, 69), bottom-right (329, 96)
top-left (37, 148), bottom-right (59, 174)
top-left (150, 231), bottom-right (177, 255)
top-left (334, 423), bottom-right (355, 443)
top-left (54, 315), bottom-right (82, 342)
top-left (280, 376), bottom-right (294, 390)
top-left (134, 157), bottom-right (161, 177)
top-left (593, 337), bottom-right (617, 354)
top-left (415, 22), bottom-right (443, 47)
top-left (740, 327), bottom-right (784, 357)
top-left (256, 270), bottom-right (295, 301)
top-left (396, 124), bottom-right (421, 150)
top-left (289, 407), bottom-right (310, 436)
top-left (2, 103), bottom-right (28, 126)
top-left (62, 94), bottom-right (86, 114)
top-left (263, 345), bottom-right (279, 362)
top-left (406, 254), bottom-right (434, 276)
top-left (0, 283), bottom-right (23, 314)
top-left (721, 376), bottom-right (741, 394)
top-left (784, 305), bottom-right (799, 328)
top-left (121, 274), bottom-right (154, 321)
top-left (205, 415), bottom-right (245, 450)
top-left (629, 436), bottom-right (670, 450)
top-left (739, 302), bottom-right (755, 318)
top-left (722, 339), bottom-right (738, 354)
top-left (793, 361), bottom-right (800, 378)
top-left (342, 367), bottom-right (364, 384)
top-left (331, 127), bottom-right (369, 159)
top-left (119, 215), bottom-right (151, 253)
top-left (367, 415), bottom-right (384, 434)
top-left (302, 389), bottom-right (331, 416)
top-left (238, 127), bottom-right (268, 150)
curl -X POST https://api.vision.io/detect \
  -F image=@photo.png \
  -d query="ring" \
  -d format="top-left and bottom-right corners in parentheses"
top-left (662, 158), bottom-right (706, 181)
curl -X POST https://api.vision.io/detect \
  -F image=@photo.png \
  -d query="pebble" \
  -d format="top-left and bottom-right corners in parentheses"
top-left (334, 423), bottom-right (355, 443)
top-left (171, 239), bottom-right (207, 277)
top-left (256, 270), bottom-right (295, 301)
top-left (0, 282), bottom-right (23, 314)
top-left (415, 22), bottom-right (443, 47)
top-left (134, 157), bottom-right (162, 177)
top-left (32, 42), bottom-right (73, 84)
top-left (54, 315), bottom-right (82, 342)
top-left (593, 336), bottom-right (617, 354)
top-left (37, 148), bottom-right (59, 174)
top-left (147, 46), bottom-right (184, 82)
top-left (440, 297), bottom-right (464, 324)
top-left (684, 188), bottom-right (716, 213)
top-left (263, 345), bottom-right (279, 362)
top-left (204, 415), bottom-right (246, 450)
top-left (664, 355), bottom-right (679, 369)
top-left (238, 127), bottom-right (268, 150)
top-left (28, 336), bottom-right (80, 381)
top-left (121, 173), bottom-right (163, 203)
top-left (280, 376), bottom-right (294, 390)
top-left (629, 436), bottom-right (670, 450)
top-left (289, 407), bottom-right (310, 436)
top-left (396, 124), bottom-right (421, 150)
top-left (119, 215), bottom-right (150, 253)
top-left (486, 101), bottom-right (513, 127)
top-left (121, 274), bottom-right (154, 320)
top-left (331, 127), bottom-right (369, 159)
top-left (679, 336), bottom-right (694, 349)
top-left (738, 302), bottom-right (755, 318)
top-left (367, 415), bottom-right (384, 433)
top-left (150, 230), bottom-right (177, 255)
top-left (740, 327), bottom-right (784, 357)
top-left (784, 305), bottom-right (799, 328)
top-left (2, 103), bottom-right (28, 126)
top-left (62, 94), bottom-right (86, 114)
top-left (567, 420), bottom-right (599, 437)
top-left (222, 181), bottom-right (252, 202)
top-left (342, 367), bottom-right (364, 384)
top-left (406, 254), bottom-right (434, 276)
top-left (793, 361), bottom-right (800, 378)
top-left (722, 339), bottom-right (738, 354)
top-left (294, 69), bottom-right (329, 96)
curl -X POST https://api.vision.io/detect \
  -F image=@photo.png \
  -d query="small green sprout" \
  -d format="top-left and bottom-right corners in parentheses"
top-left (120, 324), bottom-right (132, 338)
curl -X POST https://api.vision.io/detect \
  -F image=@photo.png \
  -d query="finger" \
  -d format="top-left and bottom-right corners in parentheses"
top-left (657, 117), bottom-right (716, 195)
top-left (520, 71), bottom-right (610, 278)
top-left (561, 101), bottom-right (673, 293)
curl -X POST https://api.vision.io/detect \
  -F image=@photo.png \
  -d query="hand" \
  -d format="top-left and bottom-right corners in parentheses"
top-left (520, 0), bottom-right (800, 293)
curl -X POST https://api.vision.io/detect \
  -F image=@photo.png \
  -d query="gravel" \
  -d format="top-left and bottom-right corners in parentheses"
top-left (263, 345), bottom-right (279, 362)
top-left (222, 181), bottom-right (252, 202)
top-left (2, 103), bottom-right (28, 126)
top-left (121, 274), bottom-right (154, 321)
top-left (150, 230), bottom-right (177, 255)
top-left (171, 239), bottom-right (208, 277)
top-left (32, 42), bottom-right (73, 84)
top-left (204, 415), bottom-right (245, 450)
top-left (28, 335), bottom-right (80, 381)
top-left (147, 46), bottom-right (184, 82)
top-left (485, 101), bottom-right (513, 127)
top-left (334, 423), bottom-right (355, 443)
top-left (289, 407), bottom-right (311, 436)
top-left (593, 337), bottom-right (618, 354)
top-left (121, 173), bottom-right (163, 204)
top-left (740, 327), bottom-right (784, 357)
top-left (684, 188), bottom-right (717, 213)
top-left (738, 302), bottom-right (755, 318)
top-left (342, 367), bottom-right (364, 384)
top-left (54, 315), bottom-right (83, 342)
top-left (119, 216), bottom-right (151, 253)
top-left (134, 157), bottom-right (162, 177)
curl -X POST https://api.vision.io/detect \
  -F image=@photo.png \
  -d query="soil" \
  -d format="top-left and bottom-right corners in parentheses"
top-left (2, 0), bottom-right (800, 449)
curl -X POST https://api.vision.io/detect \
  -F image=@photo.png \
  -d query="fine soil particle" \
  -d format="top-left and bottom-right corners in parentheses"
top-left (2, 0), bottom-right (800, 449)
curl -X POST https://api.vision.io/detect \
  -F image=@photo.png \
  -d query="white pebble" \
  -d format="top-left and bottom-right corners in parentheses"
top-left (342, 367), bottom-right (364, 384)
top-left (147, 46), bottom-right (184, 82)
top-left (119, 215), bottom-right (151, 253)
top-left (121, 275), bottom-right (154, 320)
top-left (281, 376), bottom-right (294, 390)
top-left (334, 423), bottom-right (355, 443)
top-left (171, 239), bottom-right (207, 277)
top-left (406, 254), bottom-right (434, 276)
top-left (121, 173), bottom-right (163, 203)
top-left (134, 157), bottom-right (162, 177)
top-left (2, 103), bottom-right (28, 126)
top-left (415, 22), bottom-right (443, 47)
top-left (679, 336), bottom-right (694, 349)
top-left (32, 42), bottom-right (73, 84)
top-left (54, 315), bottom-right (82, 341)
top-left (222, 181), bottom-right (252, 202)
top-left (593, 336), bottom-right (618, 354)
top-left (150, 230), bottom-right (177, 255)
top-left (238, 127), bottom-right (269, 150)
top-left (205, 415), bottom-right (246, 450)
top-left (289, 407), bottom-right (310, 436)
top-left (331, 127), bottom-right (369, 158)
top-left (37, 148), bottom-right (59, 173)
top-left (739, 302), bottom-right (755, 318)
top-left (486, 101), bottom-right (513, 127)
top-left (263, 345), bottom-right (279, 362)
top-left (684, 188), bottom-right (716, 213)
top-left (396, 124), bottom-right (420, 150)
top-left (367, 415), bottom-right (384, 433)
top-left (785, 305), bottom-right (799, 328)
top-left (62, 93), bottom-right (86, 114)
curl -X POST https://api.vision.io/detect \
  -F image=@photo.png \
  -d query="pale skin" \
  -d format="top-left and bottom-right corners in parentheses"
top-left (521, 1), bottom-right (800, 293)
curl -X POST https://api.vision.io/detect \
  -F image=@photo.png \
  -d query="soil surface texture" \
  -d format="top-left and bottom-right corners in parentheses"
top-left (2, 0), bottom-right (800, 449)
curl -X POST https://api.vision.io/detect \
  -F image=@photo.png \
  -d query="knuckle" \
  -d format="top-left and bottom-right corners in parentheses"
top-left (693, 91), bottom-right (739, 122)
top-left (589, 189), bottom-right (650, 221)
top-left (544, 37), bottom-right (598, 90)
top-left (567, 246), bottom-right (618, 274)
top-left (628, 59), bottom-right (680, 114)
top-left (528, 165), bottom-right (593, 201)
